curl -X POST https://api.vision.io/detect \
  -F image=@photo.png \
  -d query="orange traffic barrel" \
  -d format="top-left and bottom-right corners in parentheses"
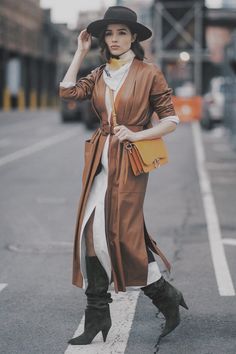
top-left (172, 96), bottom-right (203, 122)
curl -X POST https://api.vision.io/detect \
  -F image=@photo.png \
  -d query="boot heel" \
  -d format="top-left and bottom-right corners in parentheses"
top-left (102, 326), bottom-right (111, 342)
top-left (179, 295), bottom-right (189, 310)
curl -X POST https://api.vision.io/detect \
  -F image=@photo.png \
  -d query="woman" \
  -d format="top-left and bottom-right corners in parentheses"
top-left (59, 5), bottom-right (188, 350)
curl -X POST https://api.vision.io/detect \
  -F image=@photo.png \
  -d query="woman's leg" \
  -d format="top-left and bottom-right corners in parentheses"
top-left (68, 208), bottom-right (112, 345)
top-left (84, 208), bottom-right (96, 257)
top-left (141, 274), bottom-right (188, 351)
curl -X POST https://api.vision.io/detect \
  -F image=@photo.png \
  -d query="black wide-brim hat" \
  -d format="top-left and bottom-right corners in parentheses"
top-left (87, 6), bottom-right (152, 42)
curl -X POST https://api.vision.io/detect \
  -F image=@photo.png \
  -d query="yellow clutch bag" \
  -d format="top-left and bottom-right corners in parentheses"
top-left (123, 138), bottom-right (168, 176)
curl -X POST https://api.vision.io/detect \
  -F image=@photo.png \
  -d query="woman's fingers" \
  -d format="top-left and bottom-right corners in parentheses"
top-left (114, 126), bottom-right (123, 137)
top-left (79, 29), bottom-right (91, 42)
top-left (78, 29), bottom-right (86, 39)
top-left (113, 125), bottom-right (123, 133)
top-left (83, 31), bottom-right (90, 40)
top-left (77, 29), bottom-right (91, 52)
top-left (114, 125), bottom-right (133, 142)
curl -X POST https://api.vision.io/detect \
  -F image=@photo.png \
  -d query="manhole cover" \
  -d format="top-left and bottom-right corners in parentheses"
top-left (6, 241), bottom-right (73, 254)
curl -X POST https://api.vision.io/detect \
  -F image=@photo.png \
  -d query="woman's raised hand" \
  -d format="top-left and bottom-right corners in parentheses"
top-left (77, 29), bottom-right (92, 54)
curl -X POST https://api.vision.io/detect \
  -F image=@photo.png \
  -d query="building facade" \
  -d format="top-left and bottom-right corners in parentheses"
top-left (0, 0), bottom-right (72, 110)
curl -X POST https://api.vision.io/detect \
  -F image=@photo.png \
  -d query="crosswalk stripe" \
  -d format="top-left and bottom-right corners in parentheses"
top-left (222, 238), bottom-right (236, 246)
top-left (0, 283), bottom-right (8, 293)
top-left (64, 290), bottom-right (139, 354)
top-left (0, 130), bottom-right (79, 167)
top-left (192, 121), bottom-right (235, 296)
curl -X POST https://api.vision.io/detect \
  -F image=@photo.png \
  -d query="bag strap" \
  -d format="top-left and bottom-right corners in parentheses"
top-left (107, 85), bottom-right (131, 158)
top-left (108, 86), bottom-right (118, 126)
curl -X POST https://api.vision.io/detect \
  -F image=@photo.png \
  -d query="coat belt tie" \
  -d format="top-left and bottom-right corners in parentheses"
top-left (100, 123), bottom-right (145, 136)
top-left (100, 123), bottom-right (116, 135)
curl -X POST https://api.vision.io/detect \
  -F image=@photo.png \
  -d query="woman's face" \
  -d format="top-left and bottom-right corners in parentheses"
top-left (104, 23), bottom-right (136, 56)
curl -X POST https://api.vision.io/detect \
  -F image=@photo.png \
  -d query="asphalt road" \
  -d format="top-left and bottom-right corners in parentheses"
top-left (0, 110), bottom-right (235, 354)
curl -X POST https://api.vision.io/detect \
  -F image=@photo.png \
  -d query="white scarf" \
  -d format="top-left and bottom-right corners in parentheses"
top-left (103, 49), bottom-right (135, 91)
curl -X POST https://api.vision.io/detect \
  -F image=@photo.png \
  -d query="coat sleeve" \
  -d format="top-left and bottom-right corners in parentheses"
top-left (59, 66), bottom-right (101, 101)
top-left (149, 65), bottom-right (176, 119)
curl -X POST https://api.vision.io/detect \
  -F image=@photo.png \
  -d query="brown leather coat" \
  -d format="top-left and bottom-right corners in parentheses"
top-left (59, 58), bottom-right (176, 292)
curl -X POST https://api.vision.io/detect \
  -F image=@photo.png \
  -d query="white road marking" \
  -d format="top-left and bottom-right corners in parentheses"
top-left (0, 283), bottom-right (8, 293)
top-left (192, 121), bottom-right (235, 296)
top-left (0, 130), bottom-right (79, 167)
top-left (64, 290), bottom-right (139, 354)
top-left (222, 238), bottom-right (236, 246)
top-left (7, 241), bottom-right (73, 254)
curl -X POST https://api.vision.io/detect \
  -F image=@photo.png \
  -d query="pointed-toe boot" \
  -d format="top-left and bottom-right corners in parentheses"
top-left (68, 305), bottom-right (111, 345)
top-left (141, 276), bottom-right (188, 338)
top-left (68, 256), bottom-right (112, 345)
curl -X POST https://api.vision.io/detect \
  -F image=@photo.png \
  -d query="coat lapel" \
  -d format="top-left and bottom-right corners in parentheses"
top-left (92, 67), bottom-right (107, 121)
top-left (114, 58), bottom-right (141, 124)
top-left (93, 59), bottom-right (141, 125)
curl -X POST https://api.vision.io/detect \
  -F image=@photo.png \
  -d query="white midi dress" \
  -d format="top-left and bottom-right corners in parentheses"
top-left (60, 50), bottom-right (180, 290)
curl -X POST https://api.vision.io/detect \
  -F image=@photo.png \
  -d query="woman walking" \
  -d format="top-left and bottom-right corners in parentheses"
top-left (59, 5), bottom-right (188, 351)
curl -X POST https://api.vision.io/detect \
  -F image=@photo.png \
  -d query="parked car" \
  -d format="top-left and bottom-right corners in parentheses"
top-left (60, 42), bottom-right (104, 129)
top-left (201, 76), bottom-right (225, 130)
top-left (61, 98), bottom-right (100, 129)
top-left (60, 99), bottom-right (82, 123)
top-left (223, 30), bottom-right (236, 150)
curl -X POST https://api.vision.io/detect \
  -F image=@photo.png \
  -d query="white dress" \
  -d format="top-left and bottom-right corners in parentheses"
top-left (60, 50), bottom-right (180, 290)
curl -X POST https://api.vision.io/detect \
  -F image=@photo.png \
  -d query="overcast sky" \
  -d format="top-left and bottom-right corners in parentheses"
top-left (40, 0), bottom-right (115, 28)
top-left (40, 0), bottom-right (223, 28)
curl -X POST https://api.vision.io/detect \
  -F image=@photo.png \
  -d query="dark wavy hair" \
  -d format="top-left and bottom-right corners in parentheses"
top-left (98, 24), bottom-right (145, 61)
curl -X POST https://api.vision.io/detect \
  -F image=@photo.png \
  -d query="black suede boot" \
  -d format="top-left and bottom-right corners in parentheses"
top-left (68, 256), bottom-right (112, 345)
top-left (141, 276), bottom-right (188, 352)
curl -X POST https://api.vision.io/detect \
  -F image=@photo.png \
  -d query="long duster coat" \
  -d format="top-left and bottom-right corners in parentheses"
top-left (59, 58), bottom-right (176, 293)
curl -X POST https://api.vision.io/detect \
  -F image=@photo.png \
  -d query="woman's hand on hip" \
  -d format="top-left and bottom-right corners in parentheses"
top-left (113, 125), bottom-right (137, 142)
top-left (77, 29), bottom-right (91, 54)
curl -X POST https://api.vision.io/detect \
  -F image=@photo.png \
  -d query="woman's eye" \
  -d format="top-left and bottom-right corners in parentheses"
top-left (105, 31), bottom-right (127, 36)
